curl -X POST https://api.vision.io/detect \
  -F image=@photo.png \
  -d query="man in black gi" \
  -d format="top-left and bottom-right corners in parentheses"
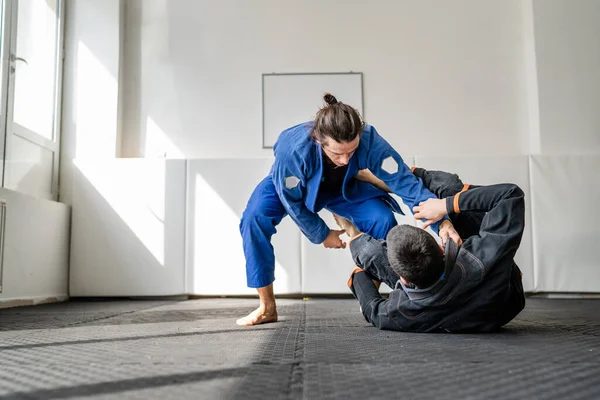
top-left (337, 168), bottom-right (526, 333)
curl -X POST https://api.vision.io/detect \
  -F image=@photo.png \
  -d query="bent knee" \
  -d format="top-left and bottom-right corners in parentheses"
top-left (240, 206), bottom-right (264, 233)
top-left (353, 235), bottom-right (388, 266)
top-left (366, 209), bottom-right (397, 238)
top-left (240, 203), bottom-right (285, 235)
top-left (378, 210), bottom-right (397, 227)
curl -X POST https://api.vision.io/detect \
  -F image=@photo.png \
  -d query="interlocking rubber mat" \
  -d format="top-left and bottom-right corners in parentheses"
top-left (0, 298), bottom-right (598, 399)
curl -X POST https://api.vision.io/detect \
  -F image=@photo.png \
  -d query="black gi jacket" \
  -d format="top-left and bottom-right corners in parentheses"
top-left (348, 169), bottom-right (526, 333)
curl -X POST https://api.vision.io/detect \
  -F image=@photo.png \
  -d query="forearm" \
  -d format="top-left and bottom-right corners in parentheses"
top-left (355, 168), bottom-right (451, 233)
top-left (365, 132), bottom-right (437, 209)
top-left (282, 199), bottom-right (330, 244)
top-left (445, 184), bottom-right (522, 216)
top-left (349, 270), bottom-right (385, 323)
top-left (296, 214), bottom-right (330, 244)
top-left (412, 167), bottom-right (465, 199)
top-left (456, 184), bottom-right (525, 270)
top-left (380, 165), bottom-right (449, 232)
top-left (349, 271), bottom-right (405, 331)
top-left (363, 129), bottom-right (450, 231)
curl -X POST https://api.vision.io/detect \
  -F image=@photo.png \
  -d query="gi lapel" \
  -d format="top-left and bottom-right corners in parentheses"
top-left (305, 142), bottom-right (323, 213)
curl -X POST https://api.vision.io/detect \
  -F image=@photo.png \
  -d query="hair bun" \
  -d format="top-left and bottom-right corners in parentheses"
top-left (323, 93), bottom-right (338, 106)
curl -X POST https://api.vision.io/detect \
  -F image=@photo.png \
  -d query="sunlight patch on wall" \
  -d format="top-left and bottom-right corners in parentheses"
top-left (192, 172), bottom-right (290, 294)
top-left (75, 41), bottom-right (118, 158)
top-left (74, 160), bottom-right (166, 265)
top-left (145, 117), bottom-right (184, 158)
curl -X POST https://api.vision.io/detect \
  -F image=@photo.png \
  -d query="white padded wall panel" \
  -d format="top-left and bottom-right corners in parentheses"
top-left (414, 156), bottom-right (534, 292)
top-left (530, 155), bottom-right (600, 292)
top-left (300, 211), bottom-right (358, 294)
top-left (187, 159), bottom-right (301, 295)
top-left (70, 159), bottom-right (187, 296)
top-left (0, 189), bottom-right (70, 304)
top-left (302, 157), bottom-right (416, 294)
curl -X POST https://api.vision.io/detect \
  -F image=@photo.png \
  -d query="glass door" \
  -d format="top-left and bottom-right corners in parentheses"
top-left (0, 0), bottom-right (6, 293)
top-left (0, 0), bottom-right (11, 184)
top-left (2, 0), bottom-right (64, 200)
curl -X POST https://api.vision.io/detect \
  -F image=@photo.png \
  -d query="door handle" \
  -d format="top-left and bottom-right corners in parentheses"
top-left (10, 54), bottom-right (28, 65)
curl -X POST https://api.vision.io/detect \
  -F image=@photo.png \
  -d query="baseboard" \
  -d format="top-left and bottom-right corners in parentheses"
top-left (188, 293), bottom-right (355, 299)
top-left (69, 295), bottom-right (190, 301)
top-left (527, 292), bottom-right (600, 299)
top-left (0, 295), bottom-right (69, 309)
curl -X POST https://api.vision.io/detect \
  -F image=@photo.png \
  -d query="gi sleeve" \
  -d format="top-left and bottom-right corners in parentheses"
top-left (411, 167), bottom-right (466, 199)
top-left (271, 153), bottom-right (330, 244)
top-left (348, 270), bottom-right (408, 331)
top-left (446, 183), bottom-right (525, 275)
top-left (366, 128), bottom-right (449, 233)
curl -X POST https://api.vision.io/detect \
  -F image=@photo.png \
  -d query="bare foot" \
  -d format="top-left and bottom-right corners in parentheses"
top-left (236, 307), bottom-right (278, 326)
top-left (333, 214), bottom-right (360, 238)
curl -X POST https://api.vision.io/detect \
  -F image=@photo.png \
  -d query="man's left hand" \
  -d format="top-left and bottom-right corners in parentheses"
top-left (439, 220), bottom-right (462, 246)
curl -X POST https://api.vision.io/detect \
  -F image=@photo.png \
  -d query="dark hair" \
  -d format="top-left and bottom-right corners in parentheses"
top-left (386, 225), bottom-right (444, 288)
top-left (311, 93), bottom-right (365, 143)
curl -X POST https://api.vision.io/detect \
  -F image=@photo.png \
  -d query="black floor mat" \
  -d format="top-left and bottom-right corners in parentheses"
top-left (0, 298), bottom-right (598, 399)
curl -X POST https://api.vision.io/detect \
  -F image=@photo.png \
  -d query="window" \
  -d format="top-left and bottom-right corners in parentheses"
top-left (0, 0), bottom-right (64, 200)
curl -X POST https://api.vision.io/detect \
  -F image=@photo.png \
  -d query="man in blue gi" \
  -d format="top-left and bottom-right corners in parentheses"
top-left (237, 94), bottom-right (461, 326)
top-left (340, 168), bottom-right (526, 332)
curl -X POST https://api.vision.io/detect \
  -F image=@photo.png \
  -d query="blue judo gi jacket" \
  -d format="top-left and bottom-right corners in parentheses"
top-left (270, 122), bottom-right (447, 244)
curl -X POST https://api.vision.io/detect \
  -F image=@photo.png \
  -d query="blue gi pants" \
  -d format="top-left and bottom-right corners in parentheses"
top-left (240, 176), bottom-right (397, 288)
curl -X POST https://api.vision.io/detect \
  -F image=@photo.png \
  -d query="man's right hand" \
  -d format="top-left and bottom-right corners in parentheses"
top-left (413, 198), bottom-right (447, 227)
top-left (323, 229), bottom-right (346, 249)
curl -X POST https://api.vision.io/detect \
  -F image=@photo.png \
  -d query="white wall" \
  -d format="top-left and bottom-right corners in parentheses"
top-left (186, 159), bottom-right (302, 295)
top-left (530, 155), bottom-right (600, 292)
top-left (0, 0), bottom-right (122, 307)
top-left (0, 189), bottom-right (70, 306)
top-left (69, 159), bottom-right (186, 296)
top-left (60, 0), bottom-right (121, 205)
top-left (533, 0), bottom-right (600, 155)
top-left (121, 0), bottom-right (531, 158)
top-left (61, 1), bottom-right (600, 295)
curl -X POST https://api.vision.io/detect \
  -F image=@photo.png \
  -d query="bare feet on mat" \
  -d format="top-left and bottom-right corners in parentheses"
top-left (236, 306), bottom-right (278, 326)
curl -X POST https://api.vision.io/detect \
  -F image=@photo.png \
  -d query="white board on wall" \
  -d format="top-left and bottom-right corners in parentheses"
top-left (262, 72), bottom-right (363, 148)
